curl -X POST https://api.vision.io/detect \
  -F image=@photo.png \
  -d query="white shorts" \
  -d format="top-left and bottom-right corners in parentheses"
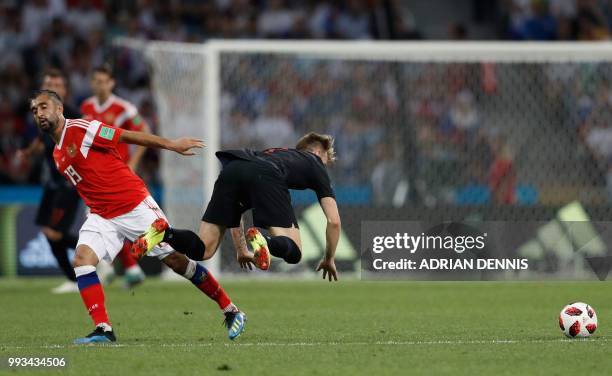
top-left (77, 196), bottom-right (174, 262)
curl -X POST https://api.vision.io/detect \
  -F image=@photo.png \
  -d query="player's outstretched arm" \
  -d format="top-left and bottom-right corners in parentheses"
top-left (231, 216), bottom-right (255, 270)
top-left (119, 129), bottom-right (205, 155)
top-left (316, 197), bottom-right (341, 282)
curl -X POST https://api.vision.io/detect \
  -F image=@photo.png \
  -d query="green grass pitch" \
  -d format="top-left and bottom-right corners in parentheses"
top-left (1, 278), bottom-right (611, 375)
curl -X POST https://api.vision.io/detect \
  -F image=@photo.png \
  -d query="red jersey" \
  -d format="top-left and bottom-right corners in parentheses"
top-left (53, 118), bottom-right (149, 219)
top-left (80, 94), bottom-right (145, 162)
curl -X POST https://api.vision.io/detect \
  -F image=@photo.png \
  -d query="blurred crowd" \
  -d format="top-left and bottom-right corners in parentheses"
top-left (2, 0), bottom-right (612, 206)
top-left (503, 0), bottom-right (612, 40)
top-left (0, 0), bottom-right (423, 186)
top-left (220, 57), bottom-right (519, 206)
top-left (543, 62), bottom-right (612, 203)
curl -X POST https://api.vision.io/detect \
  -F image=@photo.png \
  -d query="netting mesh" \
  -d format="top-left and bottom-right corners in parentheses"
top-left (219, 53), bottom-right (612, 211)
top-left (113, 40), bottom-right (612, 274)
top-left (146, 46), bottom-right (209, 232)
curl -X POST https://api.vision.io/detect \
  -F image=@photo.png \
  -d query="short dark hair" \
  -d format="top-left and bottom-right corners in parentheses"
top-left (92, 63), bottom-right (114, 78)
top-left (43, 68), bottom-right (67, 82)
top-left (30, 89), bottom-right (63, 105)
top-left (42, 68), bottom-right (69, 94)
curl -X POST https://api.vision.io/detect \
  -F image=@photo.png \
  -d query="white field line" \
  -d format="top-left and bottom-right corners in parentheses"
top-left (0, 338), bottom-right (606, 350)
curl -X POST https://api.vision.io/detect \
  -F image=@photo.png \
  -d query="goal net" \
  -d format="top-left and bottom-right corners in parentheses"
top-left (113, 40), bottom-right (612, 278)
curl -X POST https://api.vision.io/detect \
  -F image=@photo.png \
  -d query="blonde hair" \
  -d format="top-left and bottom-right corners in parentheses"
top-left (296, 132), bottom-right (336, 164)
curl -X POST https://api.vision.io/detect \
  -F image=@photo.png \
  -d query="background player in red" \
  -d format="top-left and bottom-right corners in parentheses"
top-left (81, 65), bottom-right (149, 171)
top-left (80, 64), bottom-right (149, 288)
top-left (30, 89), bottom-right (247, 343)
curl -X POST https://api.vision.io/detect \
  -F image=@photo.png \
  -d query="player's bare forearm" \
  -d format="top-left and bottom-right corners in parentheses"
top-left (120, 130), bottom-right (205, 155)
top-left (325, 221), bottom-right (340, 260)
top-left (120, 130), bottom-right (172, 149)
top-left (317, 217), bottom-right (340, 281)
top-left (232, 217), bottom-right (254, 270)
top-left (320, 197), bottom-right (341, 260)
top-left (231, 221), bottom-right (249, 255)
top-left (316, 197), bottom-right (340, 281)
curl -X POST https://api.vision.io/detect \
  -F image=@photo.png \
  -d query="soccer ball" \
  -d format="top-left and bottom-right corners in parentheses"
top-left (559, 302), bottom-right (597, 338)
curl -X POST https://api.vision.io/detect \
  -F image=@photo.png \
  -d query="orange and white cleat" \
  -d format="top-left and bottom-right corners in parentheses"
top-left (132, 218), bottom-right (169, 259)
top-left (245, 228), bottom-right (271, 270)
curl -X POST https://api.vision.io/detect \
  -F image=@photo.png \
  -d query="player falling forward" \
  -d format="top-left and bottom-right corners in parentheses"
top-left (81, 65), bottom-right (150, 288)
top-left (29, 90), bottom-right (247, 343)
top-left (134, 133), bottom-right (341, 282)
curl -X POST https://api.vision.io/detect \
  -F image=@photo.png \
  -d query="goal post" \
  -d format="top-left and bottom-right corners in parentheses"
top-left (112, 38), bottom-right (220, 274)
top-left (113, 38), bottom-right (612, 278)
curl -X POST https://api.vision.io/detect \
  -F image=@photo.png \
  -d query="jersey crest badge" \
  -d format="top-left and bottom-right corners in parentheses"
top-left (66, 143), bottom-right (77, 158)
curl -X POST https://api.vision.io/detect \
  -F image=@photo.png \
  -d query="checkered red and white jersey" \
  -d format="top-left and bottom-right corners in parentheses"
top-left (80, 94), bottom-right (146, 162)
top-left (53, 118), bottom-right (149, 219)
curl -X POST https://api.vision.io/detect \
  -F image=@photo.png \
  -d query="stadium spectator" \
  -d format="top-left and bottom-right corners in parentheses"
top-left (582, 85), bottom-right (612, 201)
top-left (334, 0), bottom-right (373, 39)
top-left (65, 0), bottom-right (105, 36)
top-left (489, 133), bottom-right (517, 205)
top-left (518, 0), bottom-right (559, 40)
top-left (5, 0), bottom-right (612, 208)
top-left (252, 100), bottom-right (296, 149)
top-left (0, 100), bottom-right (28, 184)
top-left (0, 9), bottom-right (26, 69)
top-left (440, 90), bottom-right (480, 144)
top-left (448, 23), bottom-right (469, 40)
top-left (575, 0), bottom-right (610, 40)
top-left (21, 0), bottom-right (65, 45)
top-left (257, 0), bottom-right (300, 38)
top-left (371, 142), bottom-right (407, 206)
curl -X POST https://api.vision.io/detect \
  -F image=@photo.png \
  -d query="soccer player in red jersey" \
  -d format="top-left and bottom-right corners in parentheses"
top-left (30, 89), bottom-right (247, 343)
top-left (81, 65), bottom-right (148, 170)
top-left (19, 69), bottom-right (82, 294)
top-left (80, 65), bottom-right (149, 288)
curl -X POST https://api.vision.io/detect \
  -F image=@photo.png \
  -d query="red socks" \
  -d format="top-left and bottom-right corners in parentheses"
top-left (75, 266), bottom-right (110, 326)
top-left (117, 240), bottom-right (138, 269)
top-left (190, 263), bottom-right (232, 310)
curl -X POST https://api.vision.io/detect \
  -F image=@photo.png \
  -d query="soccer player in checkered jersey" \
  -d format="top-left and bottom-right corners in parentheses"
top-left (30, 89), bottom-right (247, 343)
top-left (80, 65), bottom-right (150, 288)
top-left (134, 134), bottom-right (341, 282)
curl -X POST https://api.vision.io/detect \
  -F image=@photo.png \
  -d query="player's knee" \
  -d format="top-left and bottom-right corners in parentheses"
top-left (162, 252), bottom-right (189, 274)
top-left (285, 250), bottom-right (301, 264)
top-left (284, 236), bottom-right (301, 264)
top-left (185, 236), bottom-right (206, 260)
top-left (200, 236), bottom-right (220, 261)
top-left (72, 245), bottom-right (98, 267)
top-left (275, 236), bottom-right (302, 264)
top-left (202, 244), bottom-right (217, 260)
top-left (164, 228), bottom-right (207, 260)
top-left (72, 252), bottom-right (86, 268)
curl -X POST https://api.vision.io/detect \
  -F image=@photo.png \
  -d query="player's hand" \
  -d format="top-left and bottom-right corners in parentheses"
top-left (316, 258), bottom-right (338, 282)
top-left (237, 251), bottom-right (255, 270)
top-left (170, 138), bottom-right (205, 155)
top-left (15, 148), bottom-right (31, 161)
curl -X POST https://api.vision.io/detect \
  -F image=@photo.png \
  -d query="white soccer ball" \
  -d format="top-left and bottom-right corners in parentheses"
top-left (559, 302), bottom-right (598, 338)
